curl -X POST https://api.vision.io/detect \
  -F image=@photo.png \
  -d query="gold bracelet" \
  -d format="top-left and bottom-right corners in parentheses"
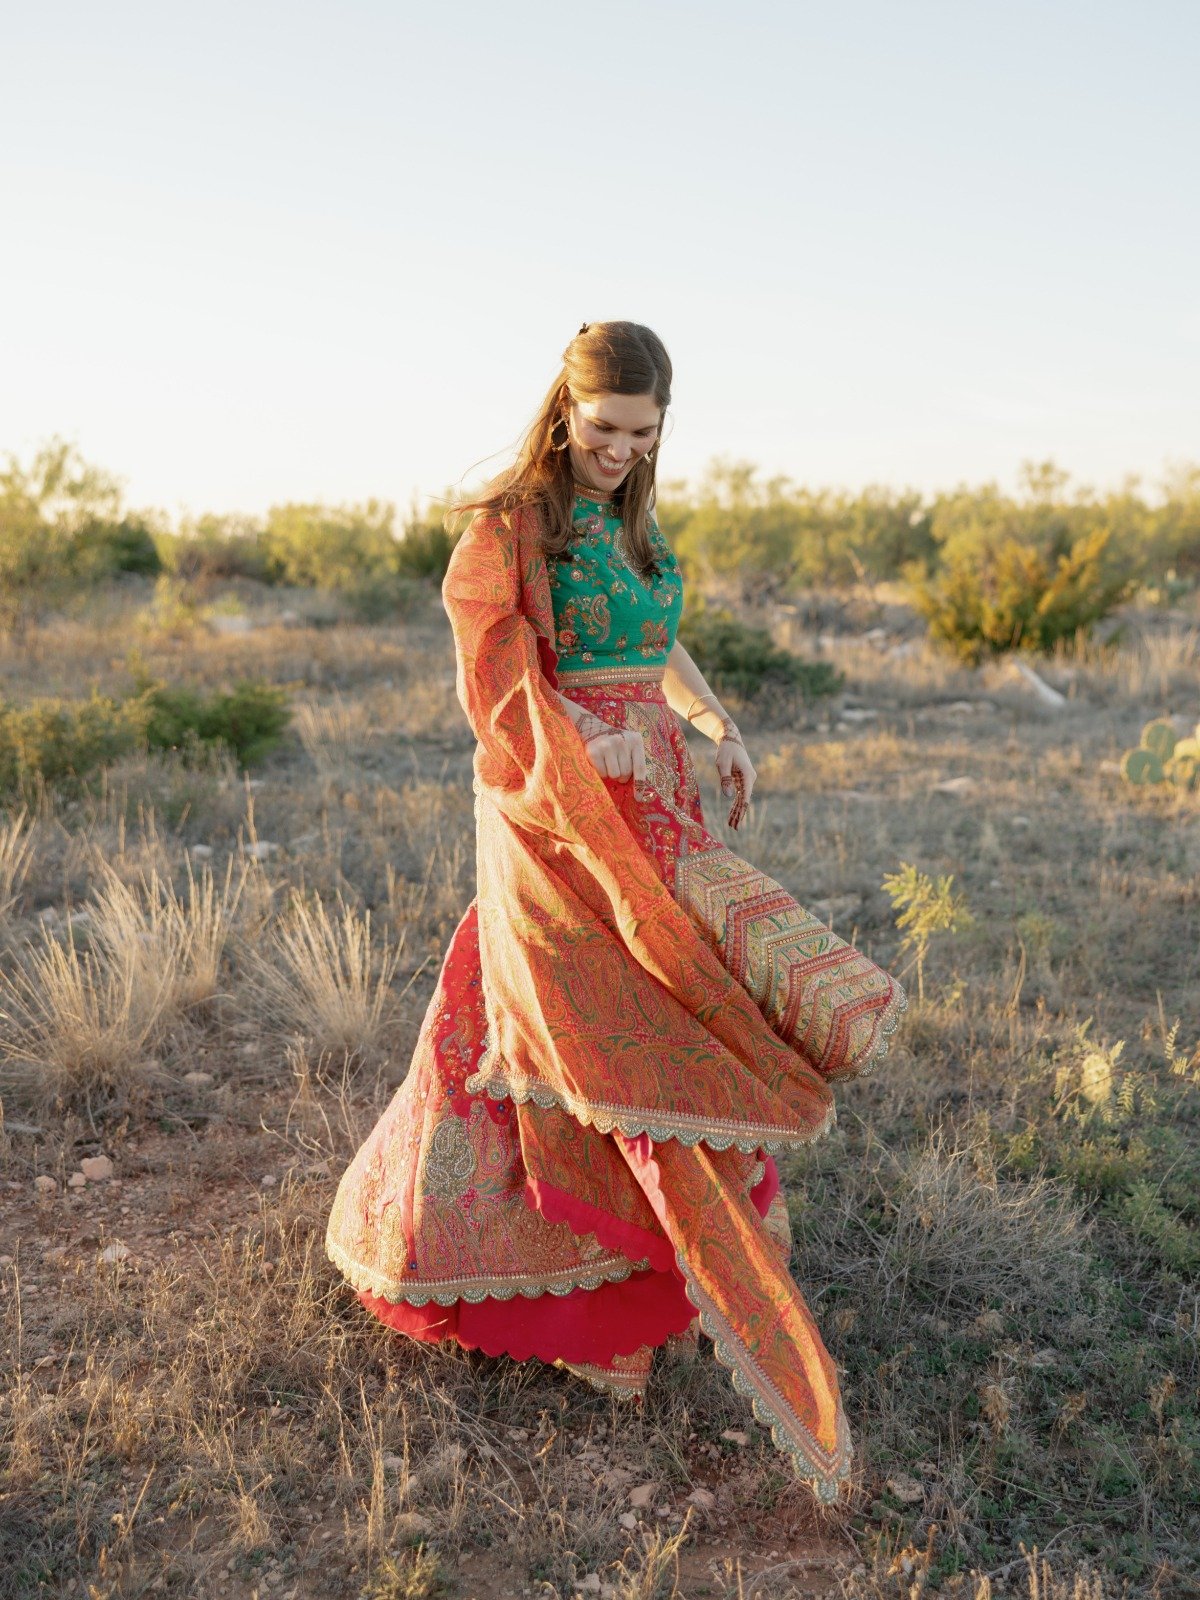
top-left (685, 691), bottom-right (723, 725)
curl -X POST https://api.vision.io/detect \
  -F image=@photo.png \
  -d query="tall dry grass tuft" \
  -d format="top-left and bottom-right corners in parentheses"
top-left (0, 922), bottom-right (172, 1110)
top-left (796, 1120), bottom-right (1091, 1320)
top-left (0, 807), bottom-right (37, 922)
top-left (0, 860), bottom-right (244, 1109)
top-left (257, 892), bottom-right (402, 1060)
top-left (90, 858), bottom-right (246, 1012)
top-left (295, 692), bottom-right (374, 777)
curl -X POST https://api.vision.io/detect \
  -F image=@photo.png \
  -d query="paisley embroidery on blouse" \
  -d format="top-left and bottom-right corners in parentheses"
top-left (548, 495), bottom-right (684, 673)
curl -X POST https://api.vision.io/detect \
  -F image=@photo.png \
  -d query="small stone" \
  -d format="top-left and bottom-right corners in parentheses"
top-left (80, 1156), bottom-right (114, 1182)
top-left (394, 1511), bottom-right (432, 1541)
top-left (260, 1174), bottom-right (276, 1188)
top-left (576, 1576), bottom-right (601, 1594)
top-left (720, 1430), bottom-right (749, 1446)
top-left (618, 1512), bottom-right (638, 1530)
top-left (839, 708), bottom-right (879, 724)
top-left (886, 1472), bottom-right (925, 1504)
top-left (68, 1172), bottom-right (87, 1189)
top-left (932, 776), bottom-right (978, 796)
top-left (247, 841), bottom-right (279, 861)
top-left (628, 1482), bottom-right (657, 1509)
top-left (190, 844), bottom-right (214, 860)
top-left (99, 1242), bottom-right (130, 1265)
top-left (382, 1453), bottom-right (403, 1471)
top-left (686, 1487), bottom-right (717, 1510)
top-left (34, 1175), bottom-right (57, 1194)
top-left (0, 1254), bottom-right (13, 1267)
top-left (183, 1070), bottom-right (215, 1088)
top-left (1011, 815), bottom-right (1031, 829)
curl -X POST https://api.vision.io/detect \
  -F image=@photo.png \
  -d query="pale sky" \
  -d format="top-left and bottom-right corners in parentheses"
top-left (2, 1), bottom-right (1197, 524)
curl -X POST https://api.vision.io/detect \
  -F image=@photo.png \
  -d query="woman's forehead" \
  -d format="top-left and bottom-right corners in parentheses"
top-left (577, 392), bottom-right (662, 429)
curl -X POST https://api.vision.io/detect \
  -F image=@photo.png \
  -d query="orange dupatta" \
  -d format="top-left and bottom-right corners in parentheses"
top-left (440, 506), bottom-right (902, 1499)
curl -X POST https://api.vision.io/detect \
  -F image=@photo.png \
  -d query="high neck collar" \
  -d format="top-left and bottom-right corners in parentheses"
top-left (572, 482), bottom-right (618, 507)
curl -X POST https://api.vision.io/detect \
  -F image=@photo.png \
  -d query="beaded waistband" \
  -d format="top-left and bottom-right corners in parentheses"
top-left (555, 662), bottom-right (666, 686)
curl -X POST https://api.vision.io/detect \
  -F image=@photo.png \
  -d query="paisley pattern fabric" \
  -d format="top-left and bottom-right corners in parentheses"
top-left (325, 503), bottom-right (907, 1502)
top-left (547, 491), bottom-right (684, 670)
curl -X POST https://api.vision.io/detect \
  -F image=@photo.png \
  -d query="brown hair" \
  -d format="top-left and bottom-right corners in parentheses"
top-left (449, 321), bottom-right (672, 575)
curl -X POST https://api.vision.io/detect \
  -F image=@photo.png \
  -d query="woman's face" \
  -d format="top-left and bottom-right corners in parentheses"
top-left (567, 391), bottom-right (662, 495)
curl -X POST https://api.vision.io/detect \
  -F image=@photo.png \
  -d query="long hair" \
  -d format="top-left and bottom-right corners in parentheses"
top-left (449, 321), bottom-right (672, 575)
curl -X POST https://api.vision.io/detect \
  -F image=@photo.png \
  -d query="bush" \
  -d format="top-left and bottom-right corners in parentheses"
top-left (0, 679), bottom-right (291, 795)
top-left (394, 504), bottom-right (458, 578)
top-left (156, 513), bottom-right (272, 582)
top-left (677, 602), bottom-right (842, 699)
top-left (141, 680), bottom-right (292, 767)
top-left (261, 500), bottom-right (399, 589)
top-left (0, 695), bottom-right (150, 793)
top-left (909, 524), bottom-right (1136, 662)
top-left (68, 516), bottom-right (163, 578)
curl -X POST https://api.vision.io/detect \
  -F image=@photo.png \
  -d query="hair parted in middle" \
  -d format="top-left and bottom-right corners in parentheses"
top-left (449, 321), bottom-right (672, 576)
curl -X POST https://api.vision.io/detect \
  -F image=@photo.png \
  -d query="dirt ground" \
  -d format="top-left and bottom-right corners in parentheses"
top-left (2, 582), bottom-right (1198, 1598)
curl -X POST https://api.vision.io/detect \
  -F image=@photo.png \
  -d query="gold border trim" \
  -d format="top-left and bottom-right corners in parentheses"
top-left (556, 663), bottom-right (667, 686)
top-left (678, 1250), bottom-right (853, 1502)
top-left (461, 1068), bottom-right (837, 1156)
top-left (326, 1233), bottom-right (648, 1307)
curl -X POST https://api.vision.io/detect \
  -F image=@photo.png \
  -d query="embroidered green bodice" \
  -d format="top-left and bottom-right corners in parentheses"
top-left (548, 491), bottom-right (684, 671)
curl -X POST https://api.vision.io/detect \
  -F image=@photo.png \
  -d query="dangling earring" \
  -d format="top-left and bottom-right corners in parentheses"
top-left (550, 413), bottom-right (570, 452)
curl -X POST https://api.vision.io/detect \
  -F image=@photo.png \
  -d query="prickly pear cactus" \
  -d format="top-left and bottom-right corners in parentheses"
top-left (1167, 736), bottom-right (1200, 791)
top-left (1141, 720), bottom-right (1177, 762)
top-left (1123, 748), bottom-right (1165, 786)
top-left (1123, 720), bottom-right (1200, 793)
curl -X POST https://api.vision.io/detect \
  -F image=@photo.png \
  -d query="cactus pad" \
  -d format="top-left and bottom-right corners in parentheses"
top-left (1123, 748), bottom-right (1165, 786)
top-left (1168, 752), bottom-right (1200, 792)
top-left (1140, 720), bottom-right (1177, 762)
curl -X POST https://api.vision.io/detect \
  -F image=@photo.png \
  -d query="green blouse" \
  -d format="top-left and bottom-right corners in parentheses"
top-left (548, 491), bottom-right (684, 672)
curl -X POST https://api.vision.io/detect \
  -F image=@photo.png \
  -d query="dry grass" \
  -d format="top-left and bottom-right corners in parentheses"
top-left (255, 893), bottom-right (405, 1063)
top-left (1, 582), bottom-right (1198, 1597)
top-left (0, 807), bottom-right (37, 923)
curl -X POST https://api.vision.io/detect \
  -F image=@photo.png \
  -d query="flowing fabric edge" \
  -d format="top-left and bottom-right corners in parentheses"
top-left (325, 1231), bottom-right (647, 1307)
top-left (461, 1069), bottom-right (838, 1155)
top-left (821, 980), bottom-right (910, 1085)
top-left (678, 1252), bottom-right (853, 1503)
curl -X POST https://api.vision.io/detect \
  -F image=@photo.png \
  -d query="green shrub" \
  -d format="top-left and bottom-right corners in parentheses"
top-left (394, 505), bottom-right (458, 578)
top-left (0, 680), bottom-right (290, 795)
top-left (677, 601), bottom-right (842, 699)
top-left (0, 694), bottom-right (150, 793)
top-left (68, 516), bottom-right (162, 578)
top-left (140, 680), bottom-right (291, 767)
top-left (909, 524), bottom-right (1136, 662)
top-left (261, 500), bottom-right (399, 589)
top-left (340, 571), bottom-right (428, 623)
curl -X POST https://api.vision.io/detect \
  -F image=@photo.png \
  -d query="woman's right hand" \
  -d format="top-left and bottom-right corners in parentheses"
top-left (575, 712), bottom-right (647, 781)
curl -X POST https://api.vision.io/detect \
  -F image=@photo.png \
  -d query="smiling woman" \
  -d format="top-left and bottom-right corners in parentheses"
top-left (325, 319), bottom-right (907, 1503)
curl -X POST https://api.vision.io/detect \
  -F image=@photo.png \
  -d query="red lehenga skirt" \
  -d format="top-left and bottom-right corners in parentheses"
top-left (326, 664), bottom-right (906, 1500)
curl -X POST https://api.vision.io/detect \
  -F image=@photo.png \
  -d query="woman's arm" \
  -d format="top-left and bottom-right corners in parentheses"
top-left (662, 640), bottom-right (738, 743)
top-left (662, 640), bottom-right (757, 818)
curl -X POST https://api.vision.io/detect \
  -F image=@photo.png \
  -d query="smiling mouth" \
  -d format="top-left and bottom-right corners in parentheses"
top-left (593, 453), bottom-right (628, 477)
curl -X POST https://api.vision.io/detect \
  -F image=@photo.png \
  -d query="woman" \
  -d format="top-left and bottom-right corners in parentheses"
top-left (326, 322), bottom-right (906, 1502)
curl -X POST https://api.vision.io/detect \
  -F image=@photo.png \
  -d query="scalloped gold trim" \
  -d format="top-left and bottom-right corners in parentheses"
top-left (460, 1068), bottom-right (837, 1155)
top-left (677, 1252), bottom-right (852, 1503)
top-left (326, 1232), bottom-right (647, 1307)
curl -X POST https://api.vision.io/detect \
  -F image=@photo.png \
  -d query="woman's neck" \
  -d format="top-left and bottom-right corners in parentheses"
top-left (572, 481), bottom-right (617, 503)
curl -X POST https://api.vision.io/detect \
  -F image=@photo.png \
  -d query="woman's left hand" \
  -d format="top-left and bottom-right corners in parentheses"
top-left (717, 736), bottom-right (756, 827)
